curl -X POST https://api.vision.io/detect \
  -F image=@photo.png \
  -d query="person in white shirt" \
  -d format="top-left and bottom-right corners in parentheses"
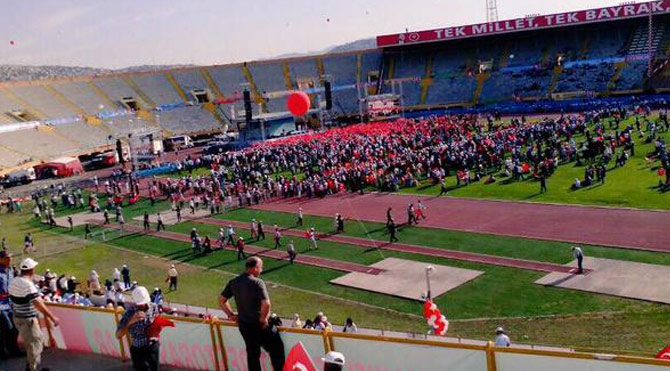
top-left (494, 327), bottom-right (511, 347)
top-left (166, 264), bottom-right (178, 291)
top-left (343, 317), bottom-right (357, 333)
top-left (291, 314), bottom-right (303, 328)
top-left (9, 258), bottom-right (59, 371)
top-left (89, 270), bottom-right (101, 293)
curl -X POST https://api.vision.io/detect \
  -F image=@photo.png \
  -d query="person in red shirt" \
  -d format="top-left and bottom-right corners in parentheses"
top-left (237, 237), bottom-right (246, 261)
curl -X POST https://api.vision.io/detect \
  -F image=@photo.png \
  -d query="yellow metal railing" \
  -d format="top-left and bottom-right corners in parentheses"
top-left (41, 303), bottom-right (670, 371)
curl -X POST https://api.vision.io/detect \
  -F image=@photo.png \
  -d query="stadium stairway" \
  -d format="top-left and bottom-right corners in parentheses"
top-left (419, 53), bottom-right (434, 105)
top-left (473, 72), bottom-right (490, 106)
top-left (548, 65), bottom-right (564, 95)
top-left (44, 85), bottom-right (88, 117)
top-left (123, 76), bottom-right (157, 109)
top-left (242, 63), bottom-right (268, 112)
top-left (87, 81), bottom-right (118, 111)
top-left (316, 56), bottom-right (325, 77)
top-left (580, 37), bottom-right (592, 59)
top-left (165, 72), bottom-right (190, 103)
top-left (202, 102), bottom-right (227, 128)
top-left (199, 67), bottom-right (224, 99)
top-left (607, 61), bottom-right (629, 93)
top-left (282, 62), bottom-right (293, 90)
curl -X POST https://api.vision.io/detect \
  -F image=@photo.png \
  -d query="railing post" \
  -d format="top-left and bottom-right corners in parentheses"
top-left (208, 319), bottom-right (221, 371)
top-left (113, 307), bottom-right (127, 361)
top-left (323, 329), bottom-right (333, 353)
top-left (486, 341), bottom-right (498, 371)
top-left (215, 321), bottom-right (229, 371)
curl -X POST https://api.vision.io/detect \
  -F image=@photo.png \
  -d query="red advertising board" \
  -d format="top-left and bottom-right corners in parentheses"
top-left (377, 0), bottom-right (670, 48)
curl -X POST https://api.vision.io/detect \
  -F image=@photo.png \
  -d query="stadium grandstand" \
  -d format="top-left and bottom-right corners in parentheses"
top-left (1, 3), bottom-right (669, 173)
top-left (2, 1), bottom-right (670, 370)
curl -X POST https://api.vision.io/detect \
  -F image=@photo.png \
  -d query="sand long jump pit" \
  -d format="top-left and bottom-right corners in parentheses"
top-left (331, 258), bottom-right (484, 301)
top-left (535, 257), bottom-right (670, 304)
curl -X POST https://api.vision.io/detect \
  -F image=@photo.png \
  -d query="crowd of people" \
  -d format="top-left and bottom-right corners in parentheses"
top-left (129, 107), bottom-right (669, 212)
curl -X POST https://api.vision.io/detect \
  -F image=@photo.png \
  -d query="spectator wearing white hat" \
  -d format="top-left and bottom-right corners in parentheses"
top-left (494, 327), bottom-right (511, 347)
top-left (116, 286), bottom-right (161, 371)
top-left (322, 351), bottom-right (345, 371)
top-left (166, 265), bottom-right (178, 291)
top-left (290, 314), bottom-right (303, 328)
top-left (9, 258), bottom-right (59, 371)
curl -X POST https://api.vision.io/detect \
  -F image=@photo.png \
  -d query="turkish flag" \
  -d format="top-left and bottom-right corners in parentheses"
top-left (147, 315), bottom-right (175, 338)
top-left (656, 345), bottom-right (670, 360)
top-left (283, 342), bottom-right (317, 371)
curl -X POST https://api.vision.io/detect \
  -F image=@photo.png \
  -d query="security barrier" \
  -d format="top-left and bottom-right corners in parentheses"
top-left (41, 304), bottom-right (670, 370)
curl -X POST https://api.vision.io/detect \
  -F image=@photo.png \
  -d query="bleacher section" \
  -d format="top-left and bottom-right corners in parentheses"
top-left (100, 114), bottom-right (155, 138)
top-left (131, 74), bottom-right (183, 106)
top-left (0, 145), bottom-right (31, 169)
top-left (0, 127), bottom-right (80, 162)
top-left (52, 81), bottom-right (117, 115)
top-left (393, 52), bottom-right (425, 106)
top-left (248, 62), bottom-right (289, 113)
top-left (427, 50), bottom-right (477, 106)
top-left (9, 85), bottom-right (77, 119)
top-left (54, 120), bottom-right (111, 149)
top-left (0, 90), bottom-right (21, 123)
top-left (172, 69), bottom-right (209, 99)
top-left (157, 105), bottom-right (221, 134)
top-left (617, 60), bottom-right (649, 91)
top-left (289, 59), bottom-right (319, 82)
top-left (94, 78), bottom-right (148, 110)
top-left (323, 54), bottom-right (360, 115)
top-left (206, 65), bottom-right (247, 116)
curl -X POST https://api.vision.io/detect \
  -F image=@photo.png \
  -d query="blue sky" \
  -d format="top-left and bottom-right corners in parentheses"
top-left (1, 0), bottom-right (629, 68)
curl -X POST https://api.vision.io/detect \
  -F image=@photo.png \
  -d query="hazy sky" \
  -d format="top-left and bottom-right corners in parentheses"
top-left (1, 0), bottom-right (630, 69)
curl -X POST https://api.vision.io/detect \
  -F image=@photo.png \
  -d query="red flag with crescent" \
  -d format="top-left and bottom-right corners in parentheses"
top-left (283, 342), bottom-right (317, 371)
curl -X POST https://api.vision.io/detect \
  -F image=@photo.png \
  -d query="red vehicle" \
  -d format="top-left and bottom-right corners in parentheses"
top-left (34, 157), bottom-right (85, 179)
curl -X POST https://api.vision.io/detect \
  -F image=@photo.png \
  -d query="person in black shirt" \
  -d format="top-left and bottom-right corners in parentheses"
top-left (220, 257), bottom-right (284, 371)
top-left (388, 219), bottom-right (399, 243)
top-left (143, 212), bottom-right (150, 231)
top-left (335, 214), bottom-right (344, 234)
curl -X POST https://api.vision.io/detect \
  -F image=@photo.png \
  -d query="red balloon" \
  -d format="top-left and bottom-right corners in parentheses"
top-left (287, 91), bottom-right (310, 116)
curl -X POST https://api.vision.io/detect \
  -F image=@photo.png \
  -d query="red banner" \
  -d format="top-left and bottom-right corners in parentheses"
top-left (377, 0), bottom-right (670, 47)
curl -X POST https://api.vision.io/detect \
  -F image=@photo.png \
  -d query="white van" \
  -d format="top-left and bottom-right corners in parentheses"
top-left (166, 135), bottom-right (194, 151)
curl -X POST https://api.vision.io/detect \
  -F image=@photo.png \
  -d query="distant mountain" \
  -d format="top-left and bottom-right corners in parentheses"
top-left (271, 38), bottom-right (376, 59)
top-left (0, 64), bottom-right (196, 83)
top-left (325, 38), bottom-right (376, 54)
top-left (0, 38), bottom-right (377, 82)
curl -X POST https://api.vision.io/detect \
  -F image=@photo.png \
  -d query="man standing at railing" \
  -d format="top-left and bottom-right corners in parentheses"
top-left (219, 257), bottom-right (285, 371)
top-left (8, 258), bottom-right (60, 371)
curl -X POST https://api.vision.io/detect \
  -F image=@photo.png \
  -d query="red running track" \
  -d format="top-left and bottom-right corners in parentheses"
top-left (197, 218), bottom-right (581, 274)
top-left (251, 193), bottom-right (670, 253)
top-left (99, 222), bottom-right (384, 275)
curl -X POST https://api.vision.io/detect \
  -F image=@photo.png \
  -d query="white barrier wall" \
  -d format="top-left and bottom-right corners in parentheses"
top-left (331, 335), bottom-right (488, 371)
top-left (41, 304), bottom-right (670, 371)
top-left (496, 351), bottom-right (670, 371)
top-left (221, 323), bottom-right (326, 370)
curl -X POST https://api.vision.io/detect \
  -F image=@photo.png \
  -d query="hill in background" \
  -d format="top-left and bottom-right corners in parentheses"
top-left (0, 38), bottom-right (376, 82)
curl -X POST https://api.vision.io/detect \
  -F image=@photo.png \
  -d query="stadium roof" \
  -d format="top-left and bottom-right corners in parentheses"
top-left (377, 0), bottom-right (670, 48)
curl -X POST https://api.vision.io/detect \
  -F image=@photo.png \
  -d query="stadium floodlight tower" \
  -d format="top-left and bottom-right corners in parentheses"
top-left (486, 0), bottom-right (499, 22)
